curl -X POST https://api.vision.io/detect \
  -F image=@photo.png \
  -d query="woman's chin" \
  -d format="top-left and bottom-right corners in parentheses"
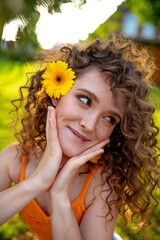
top-left (61, 146), bottom-right (83, 159)
top-left (62, 150), bottom-right (78, 159)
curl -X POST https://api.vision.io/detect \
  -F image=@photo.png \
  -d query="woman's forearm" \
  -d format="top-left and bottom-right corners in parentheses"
top-left (51, 197), bottom-right (84, 240)
top-left (0, 177), bottom-right (43, 226)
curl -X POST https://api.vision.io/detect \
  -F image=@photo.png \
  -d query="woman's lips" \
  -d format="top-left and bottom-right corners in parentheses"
top-left (68, 127), bottom-right (90, 142)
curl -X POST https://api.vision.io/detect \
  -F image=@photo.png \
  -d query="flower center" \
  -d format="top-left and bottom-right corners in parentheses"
top-left (56, 76), bottom-right (62, 82)
top-left (53, 72), bottom-right (66, 86)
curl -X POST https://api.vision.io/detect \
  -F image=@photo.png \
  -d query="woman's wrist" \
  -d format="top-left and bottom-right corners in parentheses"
top-left (26, 174), bottom-right (50, 195)
top-left (50, 199), bottom-right (71, 216)
top-left (50, 191), bottom-right (70, 211)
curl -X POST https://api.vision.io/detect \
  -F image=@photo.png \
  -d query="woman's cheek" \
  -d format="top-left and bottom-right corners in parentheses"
top-left (97, 125), bottom-right (113, 141)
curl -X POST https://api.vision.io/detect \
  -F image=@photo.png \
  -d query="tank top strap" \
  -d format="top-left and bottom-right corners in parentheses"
top-left (19, 155), bottom-right (28, 182)
top-left (79, 164), bottom-right (100, 200)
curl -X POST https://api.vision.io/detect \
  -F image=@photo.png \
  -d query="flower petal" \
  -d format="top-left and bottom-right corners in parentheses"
top-left (41, 60), bottom-right (76, 99)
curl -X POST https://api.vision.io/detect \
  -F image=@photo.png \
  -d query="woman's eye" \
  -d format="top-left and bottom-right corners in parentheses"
top-left (78, 96), bottom-right (91, 106)
top-left (104, 116), bottom-right (116, 126)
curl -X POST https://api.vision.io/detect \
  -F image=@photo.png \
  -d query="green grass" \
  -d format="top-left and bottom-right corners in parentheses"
top-left (0, 61), bottom-right (160, 239)
top-left (0, 61), bottom-right (40, 149)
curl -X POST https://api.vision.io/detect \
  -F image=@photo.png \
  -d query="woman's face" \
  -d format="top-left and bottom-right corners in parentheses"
top-left (54, 67), bottom-right (124, 157)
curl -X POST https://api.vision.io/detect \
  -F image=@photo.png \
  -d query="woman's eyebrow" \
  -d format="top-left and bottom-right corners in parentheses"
top-left (77, 89), bottom-right (99, 103)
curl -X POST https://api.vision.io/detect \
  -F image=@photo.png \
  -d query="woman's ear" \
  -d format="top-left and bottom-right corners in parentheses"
top-left (51, 97), bottom-right (59, 108)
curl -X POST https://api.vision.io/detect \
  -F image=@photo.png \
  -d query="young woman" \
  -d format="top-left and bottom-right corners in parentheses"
top-left (0, 36), bottom-right (159, 240)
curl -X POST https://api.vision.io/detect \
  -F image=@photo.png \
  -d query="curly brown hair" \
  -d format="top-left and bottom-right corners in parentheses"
top-left (11, 35), bottom-right (160, 228)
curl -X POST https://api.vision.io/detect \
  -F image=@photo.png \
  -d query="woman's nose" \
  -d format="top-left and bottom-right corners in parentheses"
top-left (80, 114), bottom-right (98, 132)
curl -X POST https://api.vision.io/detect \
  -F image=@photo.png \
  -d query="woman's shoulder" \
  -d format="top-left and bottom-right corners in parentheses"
top-left (81, 165), bottom-right (118, 238)
top-left (0, 142), bottom-right (23, 184)
top-left (0, 142), bottom-right (22, 162)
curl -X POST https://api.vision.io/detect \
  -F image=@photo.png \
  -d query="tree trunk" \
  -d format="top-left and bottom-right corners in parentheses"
top-left (0, 19), bottom-right (5, 46)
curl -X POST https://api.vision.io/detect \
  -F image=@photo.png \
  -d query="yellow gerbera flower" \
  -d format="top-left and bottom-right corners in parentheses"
top-left (42, 60), bottom-right (76, 99)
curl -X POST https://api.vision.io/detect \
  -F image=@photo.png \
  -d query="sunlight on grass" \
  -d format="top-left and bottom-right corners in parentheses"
top-left (0, 61), bottom-right (40, 149)
top-left (154, 110), bottom-right (160, 147)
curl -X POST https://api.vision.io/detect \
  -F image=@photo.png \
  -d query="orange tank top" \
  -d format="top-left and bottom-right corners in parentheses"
top-left (19, 156), bottom-right (99, 240)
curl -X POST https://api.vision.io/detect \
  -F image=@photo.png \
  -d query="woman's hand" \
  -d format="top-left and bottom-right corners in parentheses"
top-left (49, 138), bottom-right (109, 240)
top-left (49, 138), bottom-right (109, 201)
top-left (30, 106), bottom-right (62, 191)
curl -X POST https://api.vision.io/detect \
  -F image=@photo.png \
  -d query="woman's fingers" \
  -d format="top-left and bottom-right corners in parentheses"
top-left (50, 139), bottom-right (110, 195)
top-left (50, 148), bottom-right (103, 196)
top-left (46, 107), bottom-right (57, 142)
top-left (46, 107), bottom-right (61, 154)
top-left (45, 106), bottom-right (62, 159)
top-left (31, 106), bottom-right (62, 191)
top-left (58, 138), bottom-right (110, 178)
top-left (77, 138), bottom-right (110, 158)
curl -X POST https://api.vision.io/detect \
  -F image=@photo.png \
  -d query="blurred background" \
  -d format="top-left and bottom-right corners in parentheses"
top-left (0, 0), bottom-right (160, 239)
